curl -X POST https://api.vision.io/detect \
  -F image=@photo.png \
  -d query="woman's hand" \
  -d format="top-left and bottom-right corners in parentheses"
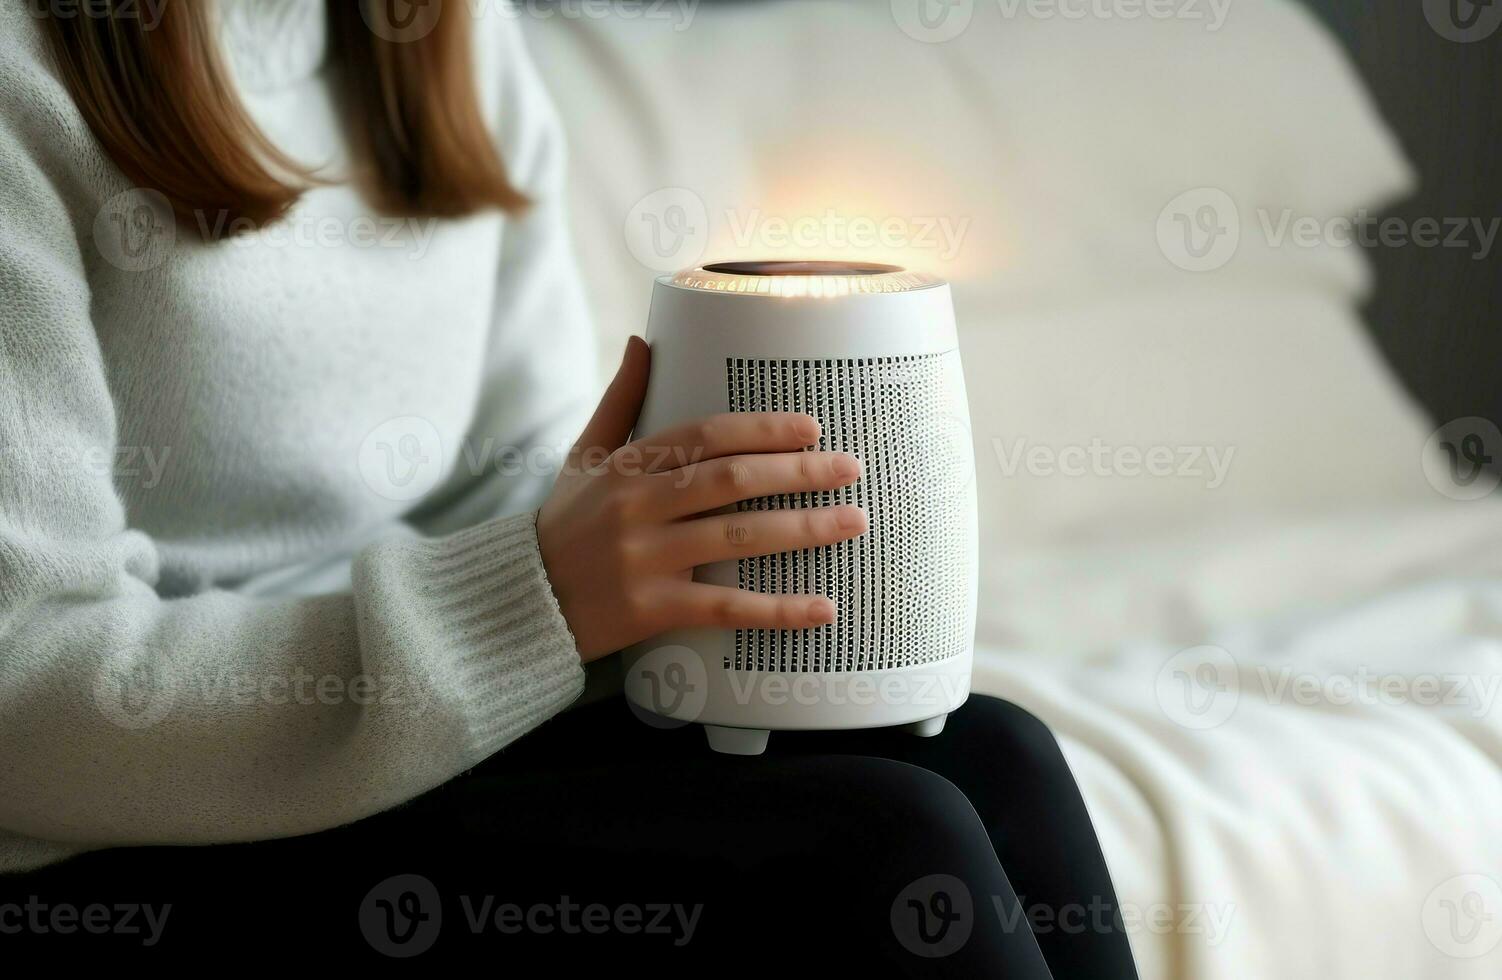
top-left (538, 337), bottom-right (867, 661)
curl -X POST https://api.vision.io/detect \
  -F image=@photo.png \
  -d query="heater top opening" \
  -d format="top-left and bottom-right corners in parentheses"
top-left (701, 261), bottom-right (904, 277)
top-left (670, 261), bottom-right (943, 298)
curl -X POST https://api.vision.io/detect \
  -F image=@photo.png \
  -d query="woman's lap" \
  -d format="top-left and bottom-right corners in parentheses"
top-left (7, 695), bottom-right (1136, 976)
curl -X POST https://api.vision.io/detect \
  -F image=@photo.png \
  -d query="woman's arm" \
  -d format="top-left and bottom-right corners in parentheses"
top-left (0, 91), bottom-right (586, 849)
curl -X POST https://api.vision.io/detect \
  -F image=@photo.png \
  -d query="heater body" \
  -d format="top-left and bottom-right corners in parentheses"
top-left (622, 265), bottom-right (978, 755)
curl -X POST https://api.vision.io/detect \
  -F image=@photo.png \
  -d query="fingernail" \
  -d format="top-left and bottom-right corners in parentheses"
top-left (833, 455), bottom-right (862, 480)
top-left (798, 416), bottom-right (822, 444)
top-left (809, 598), bottom-right (836, 623)
top-left (835, 506), bottom-right (867, 532)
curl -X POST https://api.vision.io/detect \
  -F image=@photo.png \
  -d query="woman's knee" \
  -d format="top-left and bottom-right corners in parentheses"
top-left (959, 696), bottom-right (1069, 777)
top-left (831, 757), bottom-right (992, 850)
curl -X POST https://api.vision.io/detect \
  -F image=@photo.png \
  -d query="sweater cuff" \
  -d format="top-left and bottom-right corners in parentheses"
top-left (382, 511), bottom-right (586, 761)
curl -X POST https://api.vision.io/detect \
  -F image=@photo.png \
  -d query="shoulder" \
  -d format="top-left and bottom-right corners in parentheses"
top-left (0, 4), bottom-right (116, 225)
top-left (0, 1), bottom-right (51, 58)
top-left (0, 3), bottom-right (77, 127)
top-left (470, 9), bottom-right (568, 198)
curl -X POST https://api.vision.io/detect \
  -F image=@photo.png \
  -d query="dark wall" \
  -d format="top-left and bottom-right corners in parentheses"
top-left (1300, 0), bottom-right (1501, 432)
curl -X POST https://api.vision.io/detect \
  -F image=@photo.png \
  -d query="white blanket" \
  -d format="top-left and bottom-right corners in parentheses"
top-left (972, 502), bottom-right (1502, 979)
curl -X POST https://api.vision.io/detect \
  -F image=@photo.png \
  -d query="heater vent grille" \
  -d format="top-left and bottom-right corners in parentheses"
top-left (727, 353), bottom-right (973, 673)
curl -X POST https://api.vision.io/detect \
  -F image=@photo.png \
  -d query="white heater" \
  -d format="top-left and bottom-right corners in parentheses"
top-left (623, 261), bottom-right (977, 755)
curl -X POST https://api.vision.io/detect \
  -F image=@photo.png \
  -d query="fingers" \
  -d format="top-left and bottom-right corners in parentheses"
top-left (654, 505), bottom-right (868, 570)
top-left (670, 584), bottom-right (837, 631)
top-left (643, 451), bottom-right (863, 519)
top-left (570, 337), bottom-right (650, 466)
top-left (624, 412), bottom-right (822, 472)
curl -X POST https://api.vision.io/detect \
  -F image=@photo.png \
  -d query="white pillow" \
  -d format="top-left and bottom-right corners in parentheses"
top-left (521, 0), bottom-right (1441, 643)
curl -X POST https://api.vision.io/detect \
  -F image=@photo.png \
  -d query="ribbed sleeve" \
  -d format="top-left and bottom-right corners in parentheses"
top-left (355, 513), bottom-right (585, 762)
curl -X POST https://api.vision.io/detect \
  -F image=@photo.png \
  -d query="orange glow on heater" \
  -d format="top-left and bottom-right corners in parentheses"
top-left (671, 261), bottom-right (942, 298)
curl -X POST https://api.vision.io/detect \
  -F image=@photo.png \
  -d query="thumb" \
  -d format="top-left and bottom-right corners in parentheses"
top-left (572, 336), bottom-right (650, 463)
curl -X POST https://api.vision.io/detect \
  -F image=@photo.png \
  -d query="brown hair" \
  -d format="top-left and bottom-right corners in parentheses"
top-left (40, 0), bottom-right (526, 236)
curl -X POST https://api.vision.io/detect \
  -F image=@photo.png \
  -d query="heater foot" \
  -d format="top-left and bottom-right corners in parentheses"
top-left (704, 725), bottom-right (770, 756)
top-left (905, 714), bottom-right (948, 738)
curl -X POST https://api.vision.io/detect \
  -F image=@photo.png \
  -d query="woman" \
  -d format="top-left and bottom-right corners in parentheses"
top-left (0, 0), bottom-right (1137, 973)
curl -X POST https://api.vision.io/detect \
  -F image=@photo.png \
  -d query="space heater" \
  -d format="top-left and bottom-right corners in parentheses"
top-left (623, 261), bottom-right (978, 755)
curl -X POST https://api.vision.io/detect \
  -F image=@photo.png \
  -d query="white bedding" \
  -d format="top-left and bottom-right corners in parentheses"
top-left (973, 501), bottom-right (1502, 978)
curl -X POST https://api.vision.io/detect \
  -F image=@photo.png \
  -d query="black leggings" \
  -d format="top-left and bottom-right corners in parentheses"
top-left (7, 695), bottom-right (1139, 975)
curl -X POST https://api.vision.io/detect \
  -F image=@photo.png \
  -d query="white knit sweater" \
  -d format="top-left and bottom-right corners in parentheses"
top-left (0, 0), bottom-right (597, 871)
